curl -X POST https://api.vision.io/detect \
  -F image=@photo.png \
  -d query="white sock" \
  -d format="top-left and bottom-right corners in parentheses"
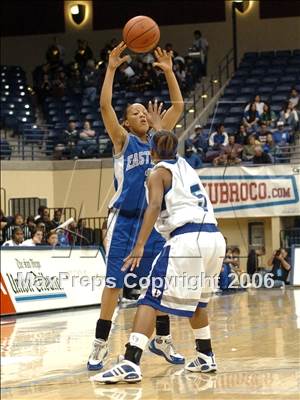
top-left (129, 332), bottom-right (149, 351)
top-left (192, 325), bottom-right (211, 340)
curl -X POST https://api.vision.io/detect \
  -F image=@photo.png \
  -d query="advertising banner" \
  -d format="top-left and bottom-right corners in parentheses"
top-left (0, 247), bottom-right (106, 316)
top-left (199, 165), bottom-right (300, 218)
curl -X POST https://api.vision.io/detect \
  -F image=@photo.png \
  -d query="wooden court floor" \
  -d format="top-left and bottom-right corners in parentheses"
top-left (1, 288), bottom-right (300, 400)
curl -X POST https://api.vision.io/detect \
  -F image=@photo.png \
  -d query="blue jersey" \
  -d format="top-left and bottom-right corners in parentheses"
top-left (109, 133), bottom-right (152, 213)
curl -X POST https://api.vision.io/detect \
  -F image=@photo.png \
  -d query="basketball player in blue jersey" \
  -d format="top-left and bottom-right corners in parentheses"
top-left (87, 42), bottom-right (184, 370)
top-left (92, 131), bottom-right (226, 383)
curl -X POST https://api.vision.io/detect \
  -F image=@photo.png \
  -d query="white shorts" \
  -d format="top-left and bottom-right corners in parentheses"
top-left (138, 223), bottom-right (226, 317)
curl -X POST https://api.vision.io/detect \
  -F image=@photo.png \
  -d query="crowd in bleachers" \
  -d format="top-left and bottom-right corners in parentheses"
top-left (0, 207), bottom-right (103, 247)
top-left (184, 50), bottom-right (300, 168)
top-left (29, 35), bottom-right (206, 159)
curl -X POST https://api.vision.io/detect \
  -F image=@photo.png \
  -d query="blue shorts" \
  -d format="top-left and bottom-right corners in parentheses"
top-left (105, 210), bottom-right (165, 288)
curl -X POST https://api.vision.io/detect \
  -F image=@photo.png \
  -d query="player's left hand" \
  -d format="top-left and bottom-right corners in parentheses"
top-left (147, 100), bottom-right (167, 131)
top-left (122, 244), bottom-right (145, 272)
top-left (153, 47), bottom-right (173, 72)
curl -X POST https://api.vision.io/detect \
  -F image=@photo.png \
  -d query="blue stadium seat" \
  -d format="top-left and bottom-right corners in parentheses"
top-left (250, 68), bottom-right (265, 76)
top-left (262, 76), bottom-right (279, 84)
top-left (224, 116), bottom-right (242, 125)
top-left (271, 94), bottom-right (288, 102)
top-left (229, 106), bottom-right (244, 116)
top-left (276, 84), bottom-right (292, 93)
top-left (260, 86), bottom-right (274, 94)
top-left (276, 50), bottom-right (291, 57)
top-left (245, 78), bottom-right (260, 86)
top-left (260, 51), bottom-right (275, 58)
top-left (240, 87), bottom-right (256, 94)
top-left (267, 68), bottom-right (283, 75)
top-left (280, 76), bottom-right (297, 83)
top-left (244, 52), bottom-right (258, 60)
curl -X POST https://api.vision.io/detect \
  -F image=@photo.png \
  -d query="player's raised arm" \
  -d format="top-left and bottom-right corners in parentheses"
top-left (100, 42), bottom-right (129, 152)
top-left (153, 47), bottom-right (184, 130)
top-left (122, 169), bottom-right (166, 271)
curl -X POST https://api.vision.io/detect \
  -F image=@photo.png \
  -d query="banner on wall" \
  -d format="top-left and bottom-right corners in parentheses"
top-left (198, 165), bottom-right (300, 218)
top-left (0, 248), bottom-right (106, 316)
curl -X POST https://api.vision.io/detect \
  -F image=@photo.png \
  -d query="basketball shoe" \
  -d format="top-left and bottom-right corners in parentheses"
top-left (87, 339), bottom-right (108, 371)
top-left (149, 335), bottom-right (185, 364)
top-left (185, 351), bottom-right (217, 373)
top-left (91, 359), bottom-right (142, 384)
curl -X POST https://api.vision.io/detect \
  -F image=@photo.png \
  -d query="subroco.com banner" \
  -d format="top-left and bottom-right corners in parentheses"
top-left (1, 248), bottom-right (106, 316)
top-left (199, 164), bottom-right (300, 218)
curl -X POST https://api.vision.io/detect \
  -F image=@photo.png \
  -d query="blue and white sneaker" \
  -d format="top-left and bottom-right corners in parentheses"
top-left (149, 335), bottom-right (185, 365)
top-left (185, 352), bottom-right (217, 373)
top-left (87, 339), bottom-right (108, 371)
top-left (91, 360), bottom-right (142, 384)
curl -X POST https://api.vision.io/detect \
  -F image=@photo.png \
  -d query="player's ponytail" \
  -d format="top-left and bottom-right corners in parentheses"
top-left (150, 130), bottom-right (178, 159)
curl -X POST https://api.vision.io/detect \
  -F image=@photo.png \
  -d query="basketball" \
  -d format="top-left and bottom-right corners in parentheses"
top-left (123, 15), bottom-right (160, 53)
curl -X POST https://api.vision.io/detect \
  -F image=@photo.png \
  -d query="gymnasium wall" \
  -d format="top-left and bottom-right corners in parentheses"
top-left (1, 1), bottom-right (299, 83)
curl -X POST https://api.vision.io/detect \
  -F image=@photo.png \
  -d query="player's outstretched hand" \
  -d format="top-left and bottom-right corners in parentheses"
top-left (122, 244), bottom-right (145, 272)
top-left (147, 100), bottom-right (167, 131)
top-left (153, 47), bottom-right (173, 72)
top-left (108, 41), bottom-right (130, 70)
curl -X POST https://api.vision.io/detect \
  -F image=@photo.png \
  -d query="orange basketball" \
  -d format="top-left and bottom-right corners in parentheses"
top-left (123, 16), bottom-right (160, 53)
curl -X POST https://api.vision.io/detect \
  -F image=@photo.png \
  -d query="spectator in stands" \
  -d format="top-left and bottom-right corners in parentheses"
top-left (3, 213), bottom-right (31, 241)
top-left (279, 101), bottom-right (299, 131)
top-left (165, 43), bottom-right (178, 58)
top-left (260, 102), bottom-right (277, 128)
top-left (245, 94), bottom-right (265, 116)
top-left (256, 122), bottom-right (271, 145)
top-left (26, 216), bottom-right (36, 232)
top-left (35, 206), bottom-right (50, 223)
top-left (243, 102), bottom-right (260, 132)
top-left (242, 134), bottom-right (260, 161)
top-left (2, 227), bottom-right (24, 247)
top-left (184, 145), bottom-right (202, 169)
top-left (263, 133), bottom-right (279, 162)
top-left (252, 145), bottom-right (272, 164)
top-left (51, 70), bottom-right (67, 98)
top-left (267, 248), bottom-right (291, 287)
top-left (77, 120), bottom-right (97, 158)
top-left (273, 121), bottom-right (291, 145)
top-left (83, 59), bottom-right (99, 103)
top-left (235, 124), bottom-right (248, 145)
top-left (21, 228), bottom-right (43, 246)
top-left (191, 30), bottom-right (209, 77)
top-left (68, 67), bottom-right (83, 99)
top-left (51, 209), bottom-right (62, 228)
top-left (75, 39), bottom-right (93, 69)
top-left (46, 39), bottom-right (62, 68)
top-left (213, 134), bottom-right (243, 166)
top-left (46, 231), bottom-right (59, 248)
top-left (38, 74), bottom-right (52, 102)
top-left (0, 209), bottom-right (8, 245)
top-left (231, 247), bottom-right (242, 276)
top-left (206, 124), bottom-right (229, 162)
top-left (55, 121), bottom-right (79, 160)
top-left (289, 88), bottom-right (299, 109)
top-left (191, 124), bottom-right (208, 155)
top-left (219, 247), bottom-right (234, 290)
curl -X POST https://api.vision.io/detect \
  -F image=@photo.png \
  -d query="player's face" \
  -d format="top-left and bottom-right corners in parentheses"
top-left (124, 104), bottom-right (149, 136)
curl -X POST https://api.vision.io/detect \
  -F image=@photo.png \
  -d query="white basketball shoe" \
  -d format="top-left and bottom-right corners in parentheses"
top-left (87, 339), bottom-right (108, 371)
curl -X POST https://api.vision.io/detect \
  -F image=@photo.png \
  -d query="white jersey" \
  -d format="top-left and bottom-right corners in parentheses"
top-left (2, 240), bottom-right (22, 247)
top-left (147, 157), bottom-right (217, 238)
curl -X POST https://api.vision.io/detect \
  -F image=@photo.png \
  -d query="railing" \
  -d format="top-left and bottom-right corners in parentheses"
top-left (79, 217), bottom-right (108, 246)
top-left (0, 187), bottom-right (7, 214)
top-left (175, 48), bottom-right (234, 132)
top-left (8, 197), bottom-right (46, 217)
top-left (48, 207), bottom-right (77, 222)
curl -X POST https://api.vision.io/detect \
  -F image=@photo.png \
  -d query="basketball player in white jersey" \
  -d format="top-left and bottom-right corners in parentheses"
top-left (92, 130), bottom-right (226, 383)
